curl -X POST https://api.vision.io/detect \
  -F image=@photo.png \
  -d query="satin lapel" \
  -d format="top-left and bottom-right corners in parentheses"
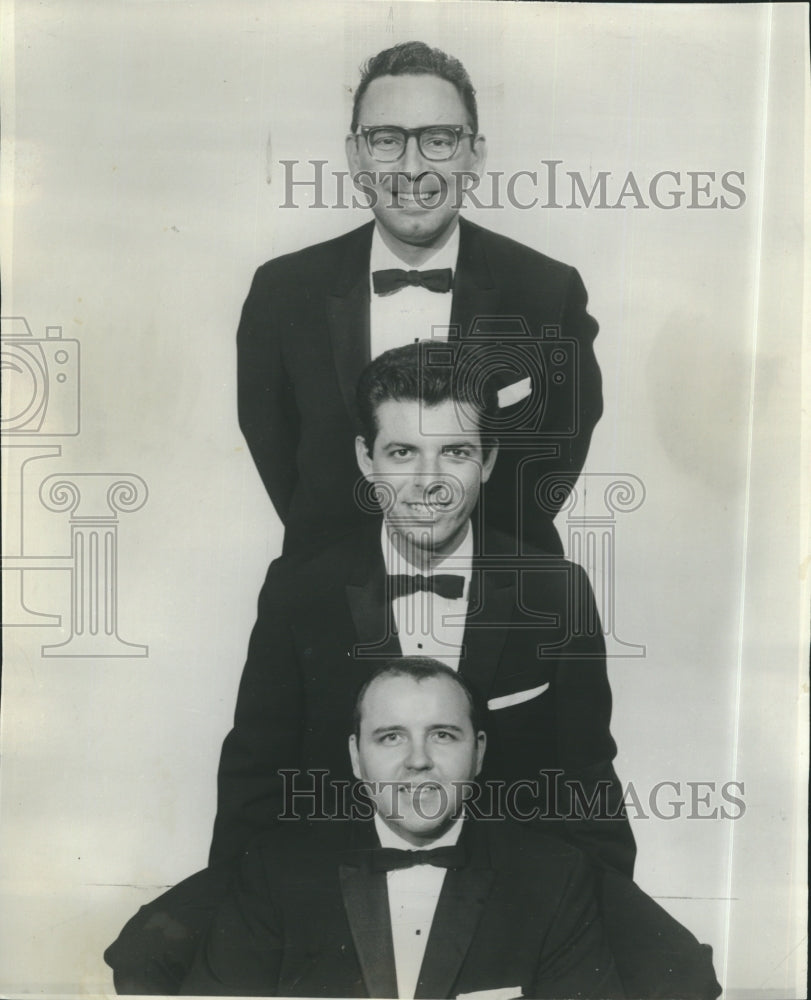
top-left (415, 829), bottom-right (495, 1000)
top-left (345, 527), bottom-right (402, 660)
top-left (328, 223), bottom-right (374, 423)
top-left (451, 219), bottom-right (501, 340)
top-left (339, 862), bottom-right (398, 999)
top-left (458, 549), bottom-right (515, 700)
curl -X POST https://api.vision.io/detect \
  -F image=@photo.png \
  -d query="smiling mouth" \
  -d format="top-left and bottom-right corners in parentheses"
top-left (391, 188), bottom-right (444, 209)
top-left (405, 496), bottom-right (454, 513)
top-left (399, 503), bottom-right (449, 522)
top-left (396, 781), bottom-right (443, 796)
top-left (404, 501), bottom-right (442, 515)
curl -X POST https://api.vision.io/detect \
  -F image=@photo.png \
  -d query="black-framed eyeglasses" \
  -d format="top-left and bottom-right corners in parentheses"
top-left (355, 125), bottom-right (476, 162)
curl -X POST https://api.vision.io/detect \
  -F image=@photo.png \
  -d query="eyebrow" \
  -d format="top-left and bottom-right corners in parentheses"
top-left (382, 439), bottom-right (479, 449)
top-left (369, 723), bottom-right (467, 736)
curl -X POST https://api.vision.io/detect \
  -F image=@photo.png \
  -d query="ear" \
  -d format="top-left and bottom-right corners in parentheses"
top-left (474, 731), bottom-right (487, 777)
top-left (470, 134), bottom-right (487, 176)
top-left (479, 442), bottom-right (499, 484)
top-left (348, 734), bottom-right (361, 780)
top-left (355, 434), bottom-right (375, 480)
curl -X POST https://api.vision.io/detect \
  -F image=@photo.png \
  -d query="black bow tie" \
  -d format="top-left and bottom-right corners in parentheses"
top-left (372, 267), bottom-right (453, 295)
top-left (371, 844), bottom-right (466, 873)
top-left (387, 573), bottom-right (465, 600)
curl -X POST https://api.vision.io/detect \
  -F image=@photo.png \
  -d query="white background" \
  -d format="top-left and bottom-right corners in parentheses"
top-left (1, 2), bottom-right (808, 997)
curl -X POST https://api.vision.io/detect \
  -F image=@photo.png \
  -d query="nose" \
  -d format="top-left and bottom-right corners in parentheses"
top-left (401, 134), bottom-right (427, 176)
top-left (407, 452), bottom-right (440, 495)
top-left (404, 736), bottom-right (433, 772)
top-left (410, 458), bottom-right (451, 509)
top-left (414, 452), bottom-right (442, 478)
top-left (423, 478), bottom-right (453, 508)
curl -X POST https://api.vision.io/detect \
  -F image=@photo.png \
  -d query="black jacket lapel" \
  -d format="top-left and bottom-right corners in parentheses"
top-left (339, 862), bottom-right (399, 999)
top-left (328, 222), bottom-right (375, 423)
top-left (415, 825), bottom-right (496, 999)
top-left (452, 218), bottom-right (501, 341)
top-left (345, 523), bottom-right (402, 660)
top-left (458, 545), bottom-right (515, 699)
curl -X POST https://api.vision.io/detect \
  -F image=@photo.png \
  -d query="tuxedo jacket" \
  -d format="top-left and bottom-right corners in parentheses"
top-left (236, 217), bottom-right (602, 555)
top-left (183, 819), bottom-right (623, 999)
top-left (209, 521), bottom-right (635, 875)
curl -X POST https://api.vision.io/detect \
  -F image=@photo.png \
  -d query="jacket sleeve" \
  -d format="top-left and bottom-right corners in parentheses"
top-left (559, 266), bottom-right (603, 486)
top-left (598, 868), bottom-right (723, 1000)
top-left (551, 562), bottom-right (636, 877)
top-left (208, 558), bottom-right (303, 866)
top-left (180, 848), bottom-right (283, 996)
top-left (237, 265), bottom-right (300, 522)
top-left (529, 851), bottom-right (625, 1000)
top-left (534, 265), bottom-right (602, 514)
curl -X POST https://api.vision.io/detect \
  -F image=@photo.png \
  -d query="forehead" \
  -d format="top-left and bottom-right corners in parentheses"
top-left (359, 673), bottom-right (472, 731)
top-left (373, 397), bottom-right (480, 444)
top-left (357, 74), bottom-right (468, 127)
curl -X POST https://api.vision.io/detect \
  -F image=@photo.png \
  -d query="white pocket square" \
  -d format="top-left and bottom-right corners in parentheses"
top-left (487, 683), bottom-right (549, 712)
top-left (456, 988), bottom-right (523, 1000)
top-left (497, 376), bottom-right (532, 409)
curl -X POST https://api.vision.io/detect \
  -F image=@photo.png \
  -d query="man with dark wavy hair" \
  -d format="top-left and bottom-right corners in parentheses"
top-left (238, 40), bottom-right (603, 558)
top-left (351, 42), bottom-right (480, 135)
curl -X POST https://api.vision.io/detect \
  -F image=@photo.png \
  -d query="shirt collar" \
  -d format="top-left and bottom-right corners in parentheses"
top-left (370, 222), bottom-right (460, 275)
top-left (374, 811), bottom-right (465, 850)
top-left (381, 519), bottom-right (473, 590)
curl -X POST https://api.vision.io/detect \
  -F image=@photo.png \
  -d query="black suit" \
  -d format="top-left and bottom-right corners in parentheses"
top-left (181, 819), bottom-right (624, 999)
top-left (236, 217), bottom-right (602, 555)
top-left (210, 521), bottom-right (635, 876)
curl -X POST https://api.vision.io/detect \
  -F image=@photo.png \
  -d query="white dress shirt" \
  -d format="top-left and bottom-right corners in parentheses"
top-left (374, 813), bottom-right (466, 1000)
top-left (382, 520), bottom-right (472, 671)
top-left (369, 223), bottom-right (459, 359)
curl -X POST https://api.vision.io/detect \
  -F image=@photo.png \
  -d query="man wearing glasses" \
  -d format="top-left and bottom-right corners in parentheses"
top-left (238, 40), bottom-right (603, 557)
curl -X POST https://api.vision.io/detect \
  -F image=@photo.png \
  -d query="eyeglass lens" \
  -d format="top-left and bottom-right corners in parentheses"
top-left (365, 126), bottom-right (461, 162)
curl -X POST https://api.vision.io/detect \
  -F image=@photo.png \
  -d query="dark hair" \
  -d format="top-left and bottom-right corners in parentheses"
top-left (355, 341), bottom-right (498, 456)
top-left (351, 41), bottom-right (478, 135)
top-left (352, 657), bottom-right (485, 738)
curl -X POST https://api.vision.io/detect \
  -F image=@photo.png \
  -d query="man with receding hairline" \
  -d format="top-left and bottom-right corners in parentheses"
top-left (181, 660), bottom-right (720, 1000)
top-left (238, 40), bottom-right (603, 557)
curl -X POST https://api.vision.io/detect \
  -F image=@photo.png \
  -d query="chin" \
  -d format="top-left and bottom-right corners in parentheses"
top-left (378, 213), bottom-right (452, 247)
top-left (433, 526), bottom-right (465, 551)
top-left (401, 818), bottom-right (453, 843)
